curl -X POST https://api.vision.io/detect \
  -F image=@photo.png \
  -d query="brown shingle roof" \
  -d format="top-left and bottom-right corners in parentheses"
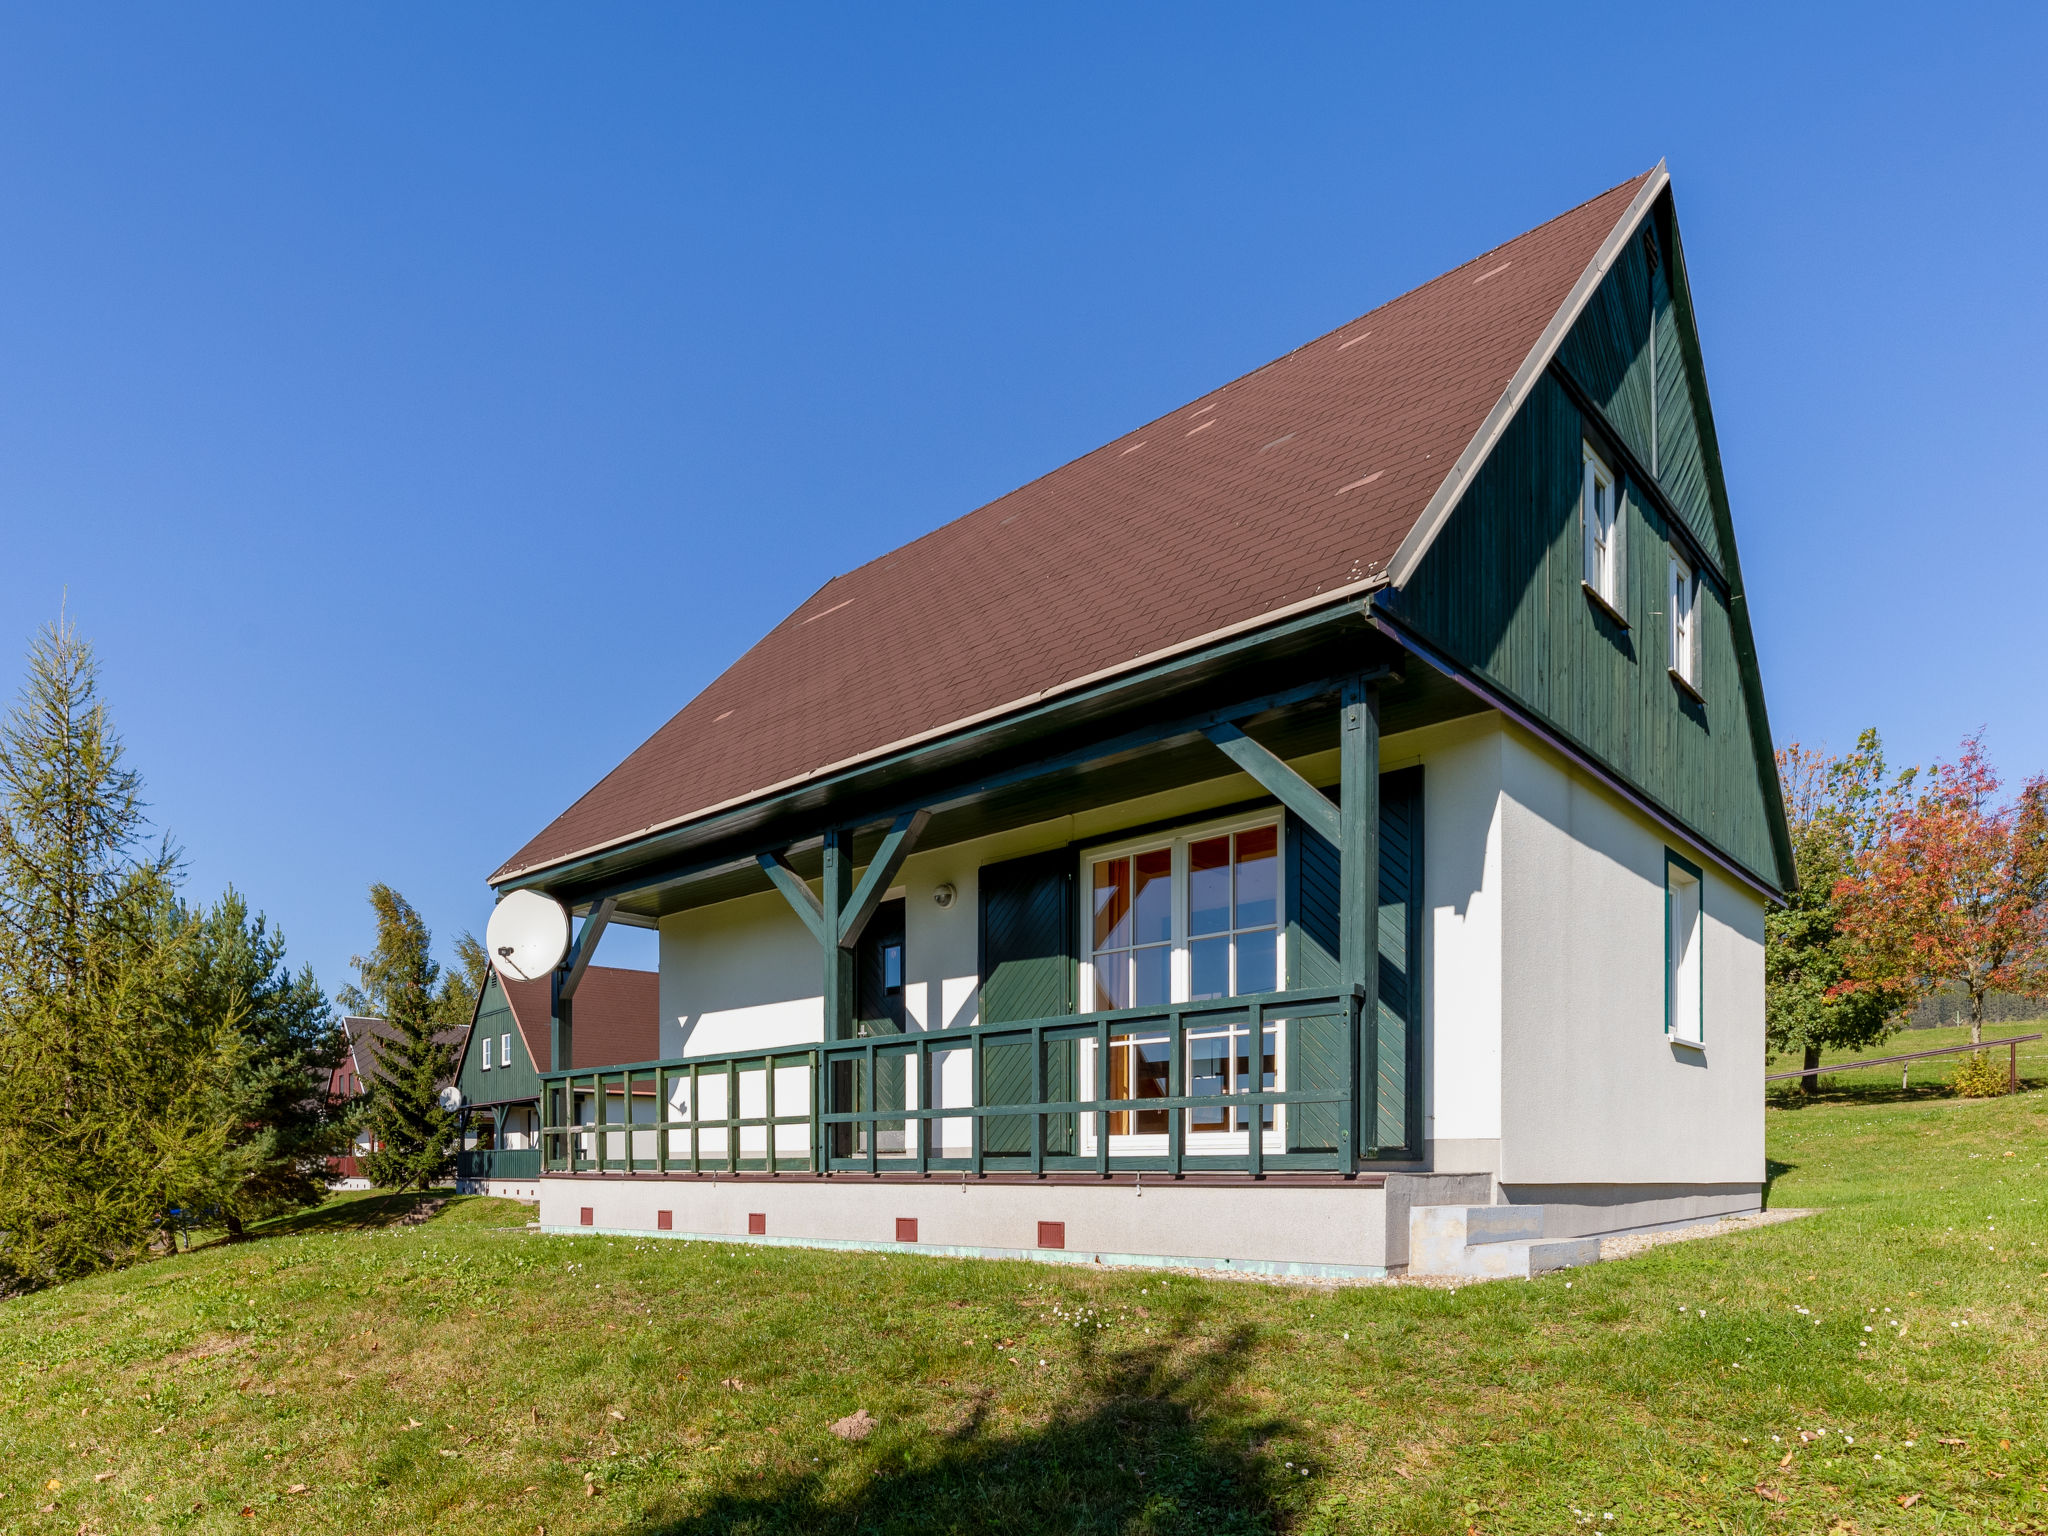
top-left (499, 965), bottom-right (661, 1072)
top-left (496, 171), bottom-right (1656, 883)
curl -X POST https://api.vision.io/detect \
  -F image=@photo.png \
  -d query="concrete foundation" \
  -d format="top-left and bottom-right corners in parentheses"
top-left (533, 1172), bottom-right (1762, 1278)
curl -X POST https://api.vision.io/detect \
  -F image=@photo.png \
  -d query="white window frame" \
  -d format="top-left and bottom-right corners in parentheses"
top-left (501, 1032), bottom-right (513, 1071)
top-left (1076, 810), bottom-right (1288, 1156)
top-left (1668, 551), bottom-right (1701, 695)
top-left (480, 1035), bottom-right (492, 1071)
top-left (1665, 850), bottom-right (1704, 1048)
top-left (1582, 441), bottom-right (1625, 620)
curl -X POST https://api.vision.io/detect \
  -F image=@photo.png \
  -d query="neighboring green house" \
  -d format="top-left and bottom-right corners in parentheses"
top-left (450, 965), bottom-right (658, 1199)
top-left (483, 164), bottom-right (1794, 1279)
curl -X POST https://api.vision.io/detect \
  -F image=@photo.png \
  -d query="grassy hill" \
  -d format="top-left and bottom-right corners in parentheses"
top-left (2, 1079), bottom-right (2043, 1535)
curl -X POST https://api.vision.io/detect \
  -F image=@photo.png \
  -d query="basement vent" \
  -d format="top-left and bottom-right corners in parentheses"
top-left (1037, 1221), bottom-right (1066, 1250)
top-left (895, 1217), bottom-right (919, 1244)
top-left (579, 1207), bottom-right (593, 1227)
top-left (657, 1210), bottom-right (673, 1232)
top-left (747, 1212), bottom-right (767, 1236)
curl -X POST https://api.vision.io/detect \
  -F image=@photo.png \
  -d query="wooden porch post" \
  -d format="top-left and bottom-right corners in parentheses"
top-left (1338, 676), bottom-right (1380, 1156)
top-left (549, 973), bottom-right (572, 1075)
top-left (821, 829), bottom-right (856, 1041)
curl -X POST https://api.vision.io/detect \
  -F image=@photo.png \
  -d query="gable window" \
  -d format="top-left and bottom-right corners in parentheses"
top-left (1666, 851), bottom-right (1704, 1046)
top-left (1582, 441), bottom-right (1624, 618)
top-left (501, 1032), bottom-right (513, 1070)
top-left (481, 1035), bottom-right (492, 1070)
top-left (1668, 552), bottom-right (1701, 693)
top-left (1082, 816), bottom-right (1284, 1150)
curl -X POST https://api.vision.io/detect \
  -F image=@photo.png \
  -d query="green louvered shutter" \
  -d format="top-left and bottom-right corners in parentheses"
top-left (1284, 768), bottom-right (1424, 1158)
top-left (977, 848), bottom-right (1076, 1155)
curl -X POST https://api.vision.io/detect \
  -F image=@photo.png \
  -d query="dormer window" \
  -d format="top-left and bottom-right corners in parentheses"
top-left (1581, 442), bottom-right (1624, 619)
top-left (1669, 552), bottom-right (1701, 694)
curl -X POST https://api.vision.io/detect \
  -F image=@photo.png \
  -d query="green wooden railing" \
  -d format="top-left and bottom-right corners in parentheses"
top-left (538, 986), bottom-right (1363, 1178)
top-left (455, 1146), bottom-right (542, 1181)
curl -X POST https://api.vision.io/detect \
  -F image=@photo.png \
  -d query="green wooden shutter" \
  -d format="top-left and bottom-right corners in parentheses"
top-left (1284, 769), bottom-right (1424, 1158)
top-left (1372, 767), bottom-right (1424, 1157)
top-left (1284, 805), bottom-right (1344, 1153)
top-left (977, 848), bottom-right (1077, 1155)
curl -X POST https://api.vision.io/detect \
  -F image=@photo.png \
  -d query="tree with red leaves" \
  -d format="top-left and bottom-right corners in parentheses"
top-left (1836, 735), bottom-right (2048, 1045)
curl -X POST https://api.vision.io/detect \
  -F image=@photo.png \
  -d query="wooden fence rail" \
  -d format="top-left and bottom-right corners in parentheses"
top-left (1766, 1033), bottom-right (2042, 1093)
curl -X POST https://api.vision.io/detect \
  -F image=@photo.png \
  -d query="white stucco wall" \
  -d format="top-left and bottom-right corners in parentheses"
top-left (1493, 722), bottom-right (1766, 1188)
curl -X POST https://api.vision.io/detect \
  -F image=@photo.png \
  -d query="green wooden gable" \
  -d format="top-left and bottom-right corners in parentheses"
top-left (456, 971), bottom-right (544, 1108)
top-left (1385, 190), bottom-right (1794, 896)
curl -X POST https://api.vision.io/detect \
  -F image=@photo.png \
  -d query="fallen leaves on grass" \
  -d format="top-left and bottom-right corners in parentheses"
top-left (1755, 1485), bottom-right (1786, 1503)
top-left (1898, 1493), bottom-right (1922, 1508)
top-left (1936, 1437), bottom-right (1966, 1447)
top-left (1778, 1451), bottom-right (1795, 1468)
top-left (719, 1378), bottom-right (745, 1391)
top-left (830, 1410), bottom-right (876, 1442)
top-left (93, 1471), bottom-right (115, 1483)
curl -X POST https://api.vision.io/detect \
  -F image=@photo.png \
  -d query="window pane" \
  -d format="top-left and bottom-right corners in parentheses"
top-left (1093, 858), bottom-right (1130, 952)
top-left (1189, 837), bottom-right (1230, 935)
top-left (1094, 951), bottom-right (1128, 1011)
top-left (1236, 929), bottom-right (1278, 995)
top-left (1189, 936), bottom-right (1229, 1002)
top-left (1131, 943), bottom-right (1171, 1007)
top-left (1235, 826), bottom-right (1278, 929)
top-left (883, 942), bottom-right (903, 992)
top-left (1133, 1035), bottom-right (1170, 1134)
top-left (1133, 848), bottom-right (1173, 945)
top-left (1189, 1031), bottom-right (1229, 1130)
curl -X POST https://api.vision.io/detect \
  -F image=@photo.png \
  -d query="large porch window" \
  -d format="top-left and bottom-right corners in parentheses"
top-left (1083, 816), bottom-right (1285, 1150)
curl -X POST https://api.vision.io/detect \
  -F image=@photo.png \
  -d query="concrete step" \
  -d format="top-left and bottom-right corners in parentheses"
top-left (1408, 1204), bottom-right (1603, 1279)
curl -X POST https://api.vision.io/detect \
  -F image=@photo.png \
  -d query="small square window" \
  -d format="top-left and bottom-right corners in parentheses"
top-left (481, 1036), bottom-right (492, 1071)
top-left (1666, 852), bottom-right (1704, 1046)
top-left (1582, 442), bottom-right (1624, 615)
top-left (1669, 553), bottom-right (1700, 691)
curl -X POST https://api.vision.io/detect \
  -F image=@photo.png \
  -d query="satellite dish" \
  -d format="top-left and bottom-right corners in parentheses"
top-left (486, 890), bottom-right (571, 982)
top-left (439, 1084), bottom-right (464, 1113)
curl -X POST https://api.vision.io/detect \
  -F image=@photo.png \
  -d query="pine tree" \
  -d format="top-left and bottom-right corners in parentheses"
top-left (0, 615), bottom-right (232, 1287)
top-left (343, 885), bottom-right (456, 1190)
top-left (173, 889), bottom-right (343, 1237)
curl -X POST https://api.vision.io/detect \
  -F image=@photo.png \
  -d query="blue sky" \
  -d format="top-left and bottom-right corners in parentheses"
top-left (3, 5), bottom-right (2042, 994)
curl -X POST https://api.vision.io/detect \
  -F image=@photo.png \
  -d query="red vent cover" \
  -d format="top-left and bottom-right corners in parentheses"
top-left (747, 1212), bottom-right (767, 1236)
top-left (579, 1207), bottom-right (594, 1227)
top-left (1037, 1221), bottom-right (1065, 1250)
top-left (895, 1217), bottom-right (919, 1243)
top-left (657, 1210), bottom-right (673, 1232)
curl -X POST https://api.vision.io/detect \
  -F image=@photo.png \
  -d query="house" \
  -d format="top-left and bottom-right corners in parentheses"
top-left (447, 965), bottom-right (659, 1200)
top-left (324, 1015), bottom-right (470, 1189)
top-left (484, 163), bottom-right (1793, 1279)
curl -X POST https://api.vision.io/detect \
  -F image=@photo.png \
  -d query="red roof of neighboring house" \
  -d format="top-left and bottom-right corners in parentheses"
top-left (337, 1015), bottom-right (470, 1093)
top-left (498, 965), bottom-right (661, 1072)
top-left (495, 170), bottom-right (1658, 884)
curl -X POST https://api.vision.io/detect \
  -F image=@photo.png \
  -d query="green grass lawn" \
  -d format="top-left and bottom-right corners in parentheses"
top-left (3, 1084), bottom-right (2044, 1535)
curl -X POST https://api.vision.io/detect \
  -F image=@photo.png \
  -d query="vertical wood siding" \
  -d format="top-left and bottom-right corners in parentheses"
top-left (1391, 362), bottom-right (1782, 889)
top-left (460, 973), bottom-right (542, 1106)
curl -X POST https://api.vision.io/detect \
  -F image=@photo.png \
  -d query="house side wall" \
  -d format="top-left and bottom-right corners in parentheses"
top-left (1495, 723), bottom-right (1765, 1189)
top-left (1393, 714), bottom-right (1507, 1174)
top-left (458, 974), bottom-right (543, 1108)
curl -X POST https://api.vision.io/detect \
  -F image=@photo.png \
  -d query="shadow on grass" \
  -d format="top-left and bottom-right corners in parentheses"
top-left (246, 1188), bottom-right (457, 1239)
top-left (1765, 1076), bottom-right (2043, 1111)
top-left (1762, 1158), bottom-right (1796, 1205)
top-left (630, 1324), bottom-right (1293, 1536)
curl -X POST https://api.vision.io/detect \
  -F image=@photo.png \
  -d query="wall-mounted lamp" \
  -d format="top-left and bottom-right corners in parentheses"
top-left (932, 882), bottom-right (957, 909)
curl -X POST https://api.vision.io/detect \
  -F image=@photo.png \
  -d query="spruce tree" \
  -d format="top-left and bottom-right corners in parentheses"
top-left (0, 616), bottom-right (230, 1287)
top-left (173, 889), bottom-right (343, 1237)
top-left (342, 885), bottom-right (456, 1190)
